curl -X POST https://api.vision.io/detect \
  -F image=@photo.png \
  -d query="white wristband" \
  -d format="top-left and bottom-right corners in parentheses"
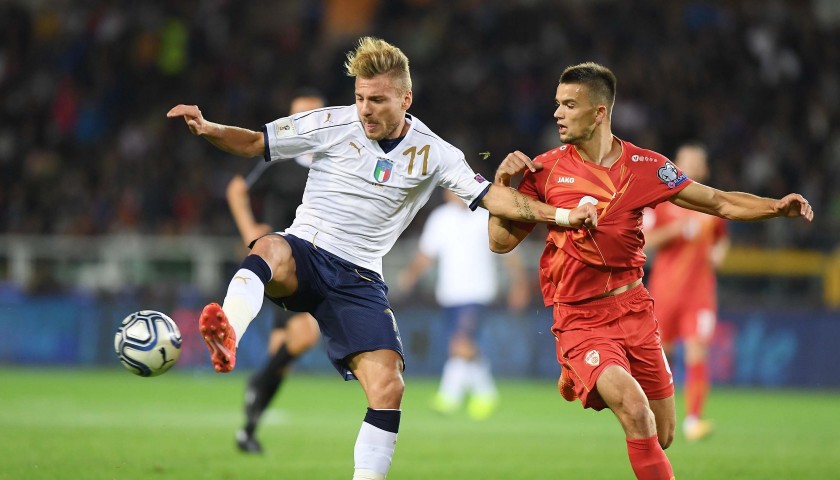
top-left (554, 208), bottom-right (571, 227)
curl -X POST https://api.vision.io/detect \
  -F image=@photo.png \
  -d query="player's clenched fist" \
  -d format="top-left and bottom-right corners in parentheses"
top-left (570, 202), bottom-right (598, 229)
top-left (495, 150), bottom-right (544, 186)
top-left (774, 193), bottom-right (814, 221)
top-left (166, 104), bottom-right (208, 136)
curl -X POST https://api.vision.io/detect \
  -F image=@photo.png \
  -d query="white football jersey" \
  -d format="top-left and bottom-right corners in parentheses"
top-left (263, 105), bottom-right (491, 275)
top-left (418, 203), bottom-right (497, 307)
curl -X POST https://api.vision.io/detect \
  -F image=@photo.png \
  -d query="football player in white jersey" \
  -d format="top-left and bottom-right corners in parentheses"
top-left (168, 37), bottom-right (595, 480)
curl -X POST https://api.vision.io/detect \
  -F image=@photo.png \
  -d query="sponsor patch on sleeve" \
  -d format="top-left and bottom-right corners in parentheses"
top-left (474, 173), bottom-right (487, 183)
top-left (273, 118), bottom-right (296, 139)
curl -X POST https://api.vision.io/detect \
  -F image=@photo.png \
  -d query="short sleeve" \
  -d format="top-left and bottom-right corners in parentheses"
top-left (436, 149), bottom-right (492, 210)
top-left (517, 169), bottom-right (540, 201)
top-left (263, 109), bottom-right (335, 162)
top-left (636, 157), bottom-right (694, 209)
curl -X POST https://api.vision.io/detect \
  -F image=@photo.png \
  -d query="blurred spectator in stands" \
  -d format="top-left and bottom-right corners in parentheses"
top-left (0, 0), bottom-right (835, 251)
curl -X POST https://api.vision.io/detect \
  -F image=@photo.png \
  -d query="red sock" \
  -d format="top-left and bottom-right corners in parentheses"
top-left (626, 435), bottom-right (674, 480)
top-left (685, 362), bottom-right (709, 418)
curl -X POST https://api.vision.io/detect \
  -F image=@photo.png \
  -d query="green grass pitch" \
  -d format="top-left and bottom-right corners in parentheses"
top-left (1, 368), bottom-right (838, 479)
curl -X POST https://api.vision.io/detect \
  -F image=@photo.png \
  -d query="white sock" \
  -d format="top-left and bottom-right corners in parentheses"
top-left (438, 357), bottom-right (470, 405)
top-left (684, 415), bottom-right (699, 430)
top-left (353, 422), bottom-right (397, 478)
top-left (352, 470), bottom-right (386, 480)
top-left (468, 358), bottom-right (498, 398)
top-left (222, 268), bottom-right (265, 346)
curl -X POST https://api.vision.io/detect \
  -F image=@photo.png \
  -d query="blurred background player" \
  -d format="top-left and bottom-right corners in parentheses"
top-left (226, 90), bottom-right (326, 453)
top-left (643, 142), bottom-right (729, 442)
top-left (397, 190), bottom-right (530, 420)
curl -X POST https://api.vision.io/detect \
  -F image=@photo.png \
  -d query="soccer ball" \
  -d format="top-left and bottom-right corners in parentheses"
top-left (114, 310), bottom-right (182, 377)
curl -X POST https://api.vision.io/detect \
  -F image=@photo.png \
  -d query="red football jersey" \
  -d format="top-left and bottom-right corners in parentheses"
top-left (645, 201), bottom-right (727, 315)
top-left (516, 139), bottom-right (693, 304)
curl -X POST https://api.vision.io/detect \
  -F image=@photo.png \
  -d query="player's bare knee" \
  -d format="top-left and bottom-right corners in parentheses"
top-left (368, 373), bottom-right (405, 408)
top-left (388, 374), bottom-right (406, 402)
top-left (620, 402), bottom-right (657, 436)
top-left (251, 235), bottom-right (299, 296)
top-left (352, 352), bottom-right (405, 409)
top-left (251, 235), bottom-right (293, 274)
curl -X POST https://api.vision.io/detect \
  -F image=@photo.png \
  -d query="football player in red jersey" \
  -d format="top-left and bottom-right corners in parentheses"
top-left (489, 62), bottom-right (813, 480)
top-left (643, 143), bottom-right (729, 442)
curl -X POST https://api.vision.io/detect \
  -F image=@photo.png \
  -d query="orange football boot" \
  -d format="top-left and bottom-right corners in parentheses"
top-left (199, 303), bottom-right (237, 372)
top-left (558, 367), bottom-right (578, 402)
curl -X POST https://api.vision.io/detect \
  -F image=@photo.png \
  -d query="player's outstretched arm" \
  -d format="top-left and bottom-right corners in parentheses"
top-left (486, 150), bottom-right (543, 252)
top-left (671, 182), bottom-right (814, 222)
top-left (166, 104), bottom-right (264, 158)
top-left (483, 186), bottom-right (597, 252)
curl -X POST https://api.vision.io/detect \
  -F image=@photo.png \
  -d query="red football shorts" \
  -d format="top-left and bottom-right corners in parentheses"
top-left (552, 285), bottom-right (674, 411)
top-left (656, 303), bottom-right (717, 345)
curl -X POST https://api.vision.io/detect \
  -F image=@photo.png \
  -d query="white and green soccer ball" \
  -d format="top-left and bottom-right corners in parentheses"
top-left (114, 310), bottom-right (182, 377)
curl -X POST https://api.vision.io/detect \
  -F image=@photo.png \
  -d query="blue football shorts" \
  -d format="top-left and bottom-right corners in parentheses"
top-left (442, 303), bottom-right (487, 341)
top-left (265, 233), bottom-right (404, 380)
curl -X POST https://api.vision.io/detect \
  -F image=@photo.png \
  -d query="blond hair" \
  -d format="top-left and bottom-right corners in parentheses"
top-left (344, 36), bottom-right (412, 93)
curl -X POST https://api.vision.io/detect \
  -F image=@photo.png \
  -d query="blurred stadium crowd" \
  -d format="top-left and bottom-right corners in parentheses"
top-left (1, 0), bottom-right (838, 249)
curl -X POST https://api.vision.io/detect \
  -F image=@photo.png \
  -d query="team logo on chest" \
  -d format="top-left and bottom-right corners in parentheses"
top-left (373, 157), bottom-right (394, 183)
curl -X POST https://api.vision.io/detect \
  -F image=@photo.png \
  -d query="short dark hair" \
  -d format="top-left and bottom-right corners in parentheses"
top-left (559, 62), bottom-right (617, 113)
